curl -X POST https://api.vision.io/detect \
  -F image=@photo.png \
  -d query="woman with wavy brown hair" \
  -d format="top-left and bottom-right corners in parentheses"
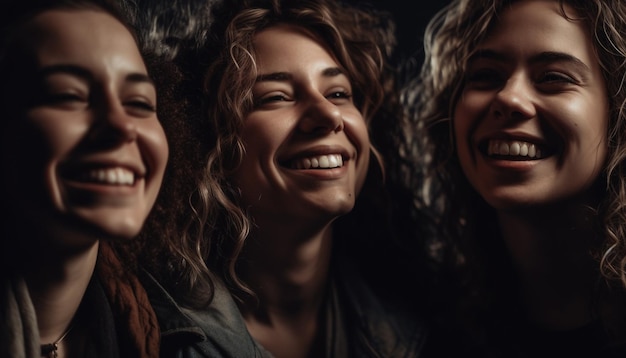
top-left (403, 0), bottom-right (626, 356)
top-left (165, 0), bottom-right (428, 356)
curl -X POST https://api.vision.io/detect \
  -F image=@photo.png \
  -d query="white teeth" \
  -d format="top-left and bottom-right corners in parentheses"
top-left (329, 155), bottom-right (338, 167)
top-left (292, 154), bottom-right (344, 169)
top-left (87, 168), bottom-right (135, 185)
top-left (488, 140), bottom-right (543, 159)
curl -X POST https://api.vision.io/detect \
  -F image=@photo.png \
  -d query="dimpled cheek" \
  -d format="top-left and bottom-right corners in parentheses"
top-left (140, 124), bottom-right (169, 192)
top-left (352, 127), bottom-right (371, 194)
top-left (355, 152), bottom-right (370, 194)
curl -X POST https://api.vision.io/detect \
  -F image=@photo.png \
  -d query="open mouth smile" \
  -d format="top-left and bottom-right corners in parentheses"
top-left (62, 166), bottom-right (139, 186)
top-left (483, 139), bottom-right (549, 161)
top-left (289, 154), bottom-right (344, 169)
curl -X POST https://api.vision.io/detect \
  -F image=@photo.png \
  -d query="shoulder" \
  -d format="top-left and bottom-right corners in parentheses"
top-left (140, 270), bottom-right (271, 358)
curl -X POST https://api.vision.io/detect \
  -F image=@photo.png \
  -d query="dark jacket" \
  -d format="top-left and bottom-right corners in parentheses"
top-left (332, 260), bottom-right (429, 358)
top-left (141, 260), bottom-right (428, 358)
top-left (140, 271), bottom-right (271, 358)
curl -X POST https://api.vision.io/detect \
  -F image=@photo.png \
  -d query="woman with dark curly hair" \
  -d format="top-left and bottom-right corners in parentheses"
top-left (0, 0), bottom-right (168, 357)
top-left (404, 0), bottom-right (626, 356)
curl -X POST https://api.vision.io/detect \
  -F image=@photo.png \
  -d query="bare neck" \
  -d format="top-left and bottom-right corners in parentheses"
top-left (238, 221), bottom-right (334, 358)
top-left (497, 206), bottom-right (598, 329)
top-left (24, 241), bottom-right (99, 346)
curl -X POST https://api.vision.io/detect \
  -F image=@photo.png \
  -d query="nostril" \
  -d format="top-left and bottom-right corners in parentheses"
top-left (510, 110), bottom-right (525, 120)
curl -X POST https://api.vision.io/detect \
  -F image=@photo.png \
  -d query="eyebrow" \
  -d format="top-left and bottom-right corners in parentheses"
top-left (468, 49), bottom-right (591, 73)
top-left (255, 66), bottom-right (346, 82)
top-left (38, 64), bottom-right (93, 81)
top-left (38, 64), bottom-right (155, 85)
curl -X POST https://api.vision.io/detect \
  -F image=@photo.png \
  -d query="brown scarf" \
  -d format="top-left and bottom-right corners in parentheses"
top-left (96, 242), bottom-right (160, 358)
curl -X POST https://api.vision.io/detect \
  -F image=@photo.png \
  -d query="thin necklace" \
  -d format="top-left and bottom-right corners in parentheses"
top-left (40, 322), bottom-right (74, 358)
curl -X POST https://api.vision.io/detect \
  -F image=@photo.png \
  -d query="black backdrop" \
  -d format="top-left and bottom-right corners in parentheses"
top-left (355, 1), bottom-right (451, 65)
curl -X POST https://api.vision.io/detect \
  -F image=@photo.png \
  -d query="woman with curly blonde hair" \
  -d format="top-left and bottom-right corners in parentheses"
top-left (403, 0), bottom-right (626, 356)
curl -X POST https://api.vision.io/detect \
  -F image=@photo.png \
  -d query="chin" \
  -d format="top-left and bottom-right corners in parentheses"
top-left (71, 209), bottom-right (146, 241)
top-left (323, 197), bottom-right (357, 217)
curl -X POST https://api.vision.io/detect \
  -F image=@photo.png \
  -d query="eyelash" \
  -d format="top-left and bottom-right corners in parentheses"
top-left (125, 100), bottom-right (156, 112)
top-left (256, 94), bottom-right (287, 106)
top-left (42, 93), bottom-right (156, 116)
top-left (539, 72), bottom-right (576, 84)
top-left (254, 90), bottom-right (352, 107)
top-left (47, 93), bottom-right (84, 103)
top-left (328, 91), bottom-right (352, 100)
top-left (465, 69), bottom-right (578, 89)
top-left (465, 69), bottom-right (503, 88)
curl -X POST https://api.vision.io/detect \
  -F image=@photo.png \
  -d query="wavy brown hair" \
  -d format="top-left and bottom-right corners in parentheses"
top-left (195, 0), bottom-right (389, 302)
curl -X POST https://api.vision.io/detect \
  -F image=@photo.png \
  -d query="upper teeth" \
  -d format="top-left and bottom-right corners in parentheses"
top-left (292, 154), bottom-right (343, 169)
top-left (87, 168), bottom-right (135, 185)
top-left (488, 140), bottom-right (543, 158)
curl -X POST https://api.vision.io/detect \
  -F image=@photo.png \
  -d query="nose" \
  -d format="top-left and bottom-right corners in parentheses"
top-left (492, 75), bottom-right (536, 121)
top-left (92, 96), bottom-right (138, 144)
top-left (298, 97), bottom-right (344, 134)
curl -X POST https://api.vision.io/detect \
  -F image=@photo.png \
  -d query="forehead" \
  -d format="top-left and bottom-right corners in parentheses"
top-left (479, 0), bottom-right (594, 57)
top-left (15, 9), bottom-right (140, 65)
top-left (253, 23), bottom-right (337, 70)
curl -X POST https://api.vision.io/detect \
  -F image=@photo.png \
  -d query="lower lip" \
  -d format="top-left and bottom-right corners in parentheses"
top-left (286, 165), bottom-right (348, 179)
top-left (63, 179), bottom-right (140, 195)
top-left (481, 155), bottom-right (542, 171)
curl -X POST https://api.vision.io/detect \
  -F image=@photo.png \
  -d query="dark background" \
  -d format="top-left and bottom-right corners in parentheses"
top-left (347, 1), bottom-right (450, 67)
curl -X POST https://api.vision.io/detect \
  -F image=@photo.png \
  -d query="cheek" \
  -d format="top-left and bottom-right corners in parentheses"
top-left (453, 103), bottom-right (474, 163)
top-left (3, 114), bottom-right (74, 211)
top-left (139, 125), bottom-right (169, 212)
top-left (344, 115), bottom-right (370, 192)
top-left (558, 96), bottom-right (609, 165)
top-left (140, 122), bottom-right (169, 177)
top-left (355, 150), bottom-right (370, 194)
top-left (231, 124), bottom-right (274, 197)
top-left (22, 111), bottom-right (79, 165)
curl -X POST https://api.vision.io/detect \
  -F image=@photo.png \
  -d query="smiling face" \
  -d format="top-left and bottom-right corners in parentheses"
top-left (231, 24), bottom-right (370, 225)
top-left (453, 0), bottom-right (609, 210)
top-left (1, 9), bottom-right (168, 245)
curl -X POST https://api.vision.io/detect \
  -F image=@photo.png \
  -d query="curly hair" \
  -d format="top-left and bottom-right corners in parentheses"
top-left (195, 0), bottom-right (390, 302)
top-left (404, 0), bottom-right (626, 352)
top-left (110, 0), bottom-right (224, 308)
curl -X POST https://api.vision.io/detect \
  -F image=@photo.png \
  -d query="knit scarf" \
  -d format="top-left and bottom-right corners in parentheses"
top-left (0, 243), bottom-right (160, 358)
top-left (0, 274), bottom-right (39, 358)
top-left (96, 242), bottom-right (160, 358)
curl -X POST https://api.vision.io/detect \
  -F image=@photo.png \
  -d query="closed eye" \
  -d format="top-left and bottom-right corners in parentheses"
top-left (254, 93), bottom-right (291, 107)
top-left (36, 92), bottom-right (87, 110)
top-left (536, 71), bottom-right (580, 93)
top-left (124, 99), bottom-right (156, 118)
top-left (125, 100), bottom-right (156, 111)
top-left (539, 72), bottom-right (577, 84)
top-left (465, 69), bottom-right (504, 89)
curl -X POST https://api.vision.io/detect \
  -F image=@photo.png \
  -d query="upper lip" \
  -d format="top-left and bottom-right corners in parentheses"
top-left (477, 130), bottom-right (546, 146)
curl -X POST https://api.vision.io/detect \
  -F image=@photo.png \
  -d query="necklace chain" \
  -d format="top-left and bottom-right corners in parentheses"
top-left (40, 322), bottom-right (74, 358)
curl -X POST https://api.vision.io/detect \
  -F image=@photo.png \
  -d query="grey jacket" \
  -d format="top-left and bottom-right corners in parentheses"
top-left (141, 260), bottom-right (427, 358)
top-left (140, 271), bottom-right (271, 358)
